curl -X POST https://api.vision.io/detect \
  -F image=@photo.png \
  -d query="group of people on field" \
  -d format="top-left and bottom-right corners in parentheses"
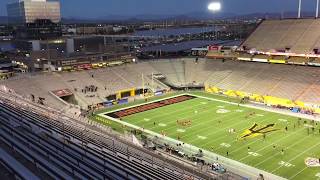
top-left (176, 119), bottom-right (192, 127)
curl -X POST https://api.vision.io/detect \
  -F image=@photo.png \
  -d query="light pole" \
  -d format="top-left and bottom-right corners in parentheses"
top-left (316, 0), bottom-right (319, 18)
top-left (298, 0), bottom-right (302, 18)
top-left (208, 2), bottom-right (221, 42)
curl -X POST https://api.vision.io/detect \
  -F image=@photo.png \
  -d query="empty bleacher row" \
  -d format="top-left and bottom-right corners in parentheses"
top-left (0, 93), bottom-right (207, 180)
top-left (0, 151), bottom-right (25, 180)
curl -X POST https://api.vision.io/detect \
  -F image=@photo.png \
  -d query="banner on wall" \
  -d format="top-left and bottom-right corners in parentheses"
top-left (269, 59), bottom-right (286, 64)
top-left (208, 45), bottom-right (221, 51)
top-left (237, 57), bottom-right (251, 61)
top-left (252, 58), bottom-right (268, 62)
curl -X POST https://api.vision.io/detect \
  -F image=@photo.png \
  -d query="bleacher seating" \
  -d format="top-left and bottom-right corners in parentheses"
top-left (149, 60), bottom-right (185, 86)
top-left (0, 93), bottom-right (206, 180)
top-left (288, 56), bottom-right (308, 64)
top-left (2, 58), bottom-right (320, 108)
top-left (252, 54), bottom-right (269, 60)
top-left (242, 19), bottom-right (320, 54)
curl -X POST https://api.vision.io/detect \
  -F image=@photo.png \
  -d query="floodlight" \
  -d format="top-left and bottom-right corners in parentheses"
top-left (208, 2), bottom-right (221, 12)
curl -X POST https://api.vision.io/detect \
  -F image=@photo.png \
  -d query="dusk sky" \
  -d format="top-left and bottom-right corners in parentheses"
top-left (0, 0), bottom-right (318, 18)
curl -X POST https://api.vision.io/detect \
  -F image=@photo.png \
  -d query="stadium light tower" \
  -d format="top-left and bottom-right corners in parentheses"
top-left (316, 0), bottom-right (319, 18)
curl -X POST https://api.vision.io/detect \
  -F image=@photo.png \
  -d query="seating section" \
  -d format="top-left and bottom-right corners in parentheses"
top-left (1, 58), bottom-right (320, 107)
top-left (149, 60), bottom-right (186, 86)
top-left (159, 59), bottom-right (320, 105)
top-left (0, 94), bottom-right (206, 180)
top-left (242, 19), bottom-right (320, 54)
top-left (1, 65), bottom-right (168, 108)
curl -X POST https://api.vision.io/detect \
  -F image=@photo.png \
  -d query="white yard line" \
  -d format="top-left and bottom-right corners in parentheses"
top-left (239, 127), bottom-right (308, 162)
top-left (187, 110), bottom-right (278, 147)
top-left (140, 99), bottom-right (282, 156)
top-left (288, 166), bottom-right (308, 180)
top-left (270, 141), bottom-right (320, 173)
top-left (155, 104), bottom-right (242, 139)
top-left (254, 134), bottom-right (311, 167)
top-left (127, 98), bottom-right (215, 125)
top-left (188, 93), bottom-right (319, 122)
top-left (222, 113), bottom-right (282, 153)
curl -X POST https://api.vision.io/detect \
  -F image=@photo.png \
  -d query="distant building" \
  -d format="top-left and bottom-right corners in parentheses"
top-left (7, 0), bottom-right (62, 40)
top-left (7, 0), bottom-right (61, 24)
top-left (15, 19), bottom-right (62, 40)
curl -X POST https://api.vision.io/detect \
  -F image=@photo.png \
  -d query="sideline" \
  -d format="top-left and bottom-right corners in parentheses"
top-left (189, 92), bottom-right (319, 121)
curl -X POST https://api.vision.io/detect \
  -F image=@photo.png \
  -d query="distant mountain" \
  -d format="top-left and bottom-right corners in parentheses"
top-left (62, 11), bottom-right (319, 23)
top-left (99, 11), bottom-right (237, 21)
top-left (2, 11), bottom-right (319, 24)
top-left (61, 12), bottom-right (238, 24)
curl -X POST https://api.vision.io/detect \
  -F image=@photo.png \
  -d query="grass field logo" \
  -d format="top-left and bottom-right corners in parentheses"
top-left (305, 157), bottom-right (320, 167)
top-left (240, 123), bottom-right (279, 139)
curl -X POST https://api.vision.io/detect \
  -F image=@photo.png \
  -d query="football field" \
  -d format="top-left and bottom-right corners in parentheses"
top-left (97, 92), bottom-right (320, 180)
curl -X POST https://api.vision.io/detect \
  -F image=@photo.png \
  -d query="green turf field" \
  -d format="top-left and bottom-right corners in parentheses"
top-left (97, 92), bottom-right (320, 180)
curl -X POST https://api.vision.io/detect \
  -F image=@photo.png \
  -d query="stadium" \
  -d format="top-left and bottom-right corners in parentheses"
top-left (3, 10), bottom-right (320, 180)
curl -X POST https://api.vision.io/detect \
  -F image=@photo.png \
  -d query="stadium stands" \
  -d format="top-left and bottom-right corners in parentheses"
top-left (1, 58), bottom-right (320, 108)
top-left (288, 56), bottom-right (307, 64)
top-left (0, 91), bottom-right (208, 180)
top-left (242, 19), bottom-right (320, 54)
top-left (1, 65), bottom-right (167, 108)
top-left (149, 60), bottom-right (184, 86)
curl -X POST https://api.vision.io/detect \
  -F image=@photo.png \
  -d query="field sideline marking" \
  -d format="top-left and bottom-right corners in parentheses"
top-left (187, 93), bottom-right (319, 122)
